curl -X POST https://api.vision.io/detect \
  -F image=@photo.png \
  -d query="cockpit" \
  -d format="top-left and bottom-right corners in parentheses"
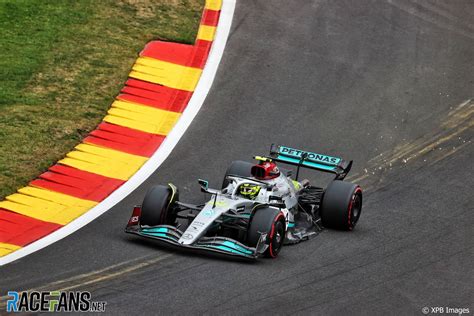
top-left (223, 175), bottom-right (270, 202)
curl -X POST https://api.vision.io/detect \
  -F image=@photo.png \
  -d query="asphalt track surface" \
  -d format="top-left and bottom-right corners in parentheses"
top-left (1, 0), bottom-right (473, 314)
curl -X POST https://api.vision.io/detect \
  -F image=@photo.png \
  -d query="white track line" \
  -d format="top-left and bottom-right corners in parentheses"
top-left (0, 0), bottom-right (236, 266)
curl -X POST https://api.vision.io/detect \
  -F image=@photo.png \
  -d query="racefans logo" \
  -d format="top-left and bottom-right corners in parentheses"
top-left (6, 291), bottom-right (106, 313)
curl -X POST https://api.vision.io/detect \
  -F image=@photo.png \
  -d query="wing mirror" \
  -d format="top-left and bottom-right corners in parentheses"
top-left (198, 179), bottom-right (209, 192)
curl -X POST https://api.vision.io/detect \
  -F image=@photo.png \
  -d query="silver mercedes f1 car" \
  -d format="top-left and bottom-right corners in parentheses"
top-left (125, 144), bottom-right (363, 259)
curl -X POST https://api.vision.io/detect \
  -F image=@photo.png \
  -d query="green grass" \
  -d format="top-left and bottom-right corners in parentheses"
top-left (0, 0), bottom-right (204, 200)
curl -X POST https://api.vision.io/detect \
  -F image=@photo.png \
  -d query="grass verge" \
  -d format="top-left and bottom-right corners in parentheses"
top-left (0, 0), bottom-right (204, 200)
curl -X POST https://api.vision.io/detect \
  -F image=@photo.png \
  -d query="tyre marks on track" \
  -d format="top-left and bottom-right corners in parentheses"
top-left (386, 0), bottom-right (474, 41)
top-left (0, 253), bottom-right (173, 308)
top-left (411, 0), bottom-right (474, 31)
top-left (211, 225), bottom-right (473, 313)
top-left (348, 99), bottom-right (473, 191)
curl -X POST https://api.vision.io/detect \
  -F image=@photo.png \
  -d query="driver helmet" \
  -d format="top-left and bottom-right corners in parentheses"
top-left (239, 183), bottom-right (261, 200)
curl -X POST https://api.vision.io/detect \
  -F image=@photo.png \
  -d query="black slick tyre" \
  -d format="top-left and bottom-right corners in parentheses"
top-left (247, 208), bottom-right (286, 258)
top-left (320, 180), bottom-right (362, 231)
top-left (140, 185), bottom-right (177, 226)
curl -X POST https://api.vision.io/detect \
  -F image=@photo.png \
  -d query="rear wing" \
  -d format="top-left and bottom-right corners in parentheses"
top-left (268, 144), bottom-right (352, 180)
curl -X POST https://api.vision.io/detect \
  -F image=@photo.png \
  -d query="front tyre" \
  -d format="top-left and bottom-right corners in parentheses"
top-left (320, 181), bottom-right (362, 231)
top-left (140, 185), bottom-right (178, 226)
top-left (247, 208), bottom-right (286, 258)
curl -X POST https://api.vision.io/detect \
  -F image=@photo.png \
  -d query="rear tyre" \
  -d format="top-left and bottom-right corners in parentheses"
top-left (140, 185), bottom-right (177, 226)
top-left (222, 160), bottom-right (254, 188)
top-left (320, 180), bottom-right (362, 230)
top-left (247, 208), bottom-right (286, 258)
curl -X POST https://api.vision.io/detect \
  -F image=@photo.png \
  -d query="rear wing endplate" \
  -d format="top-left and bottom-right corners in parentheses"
top-left (268, 144), bottom-right (352, 180)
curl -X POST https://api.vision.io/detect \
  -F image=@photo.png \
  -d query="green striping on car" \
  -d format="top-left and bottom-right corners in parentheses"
top-left (141, 227), bottom-right (178, 241)
top-left (278, 145), bottom-right (341, 165)
top-left (142, 227), bottom-right (168, 233)
top-left (141, 232), bottom-right (175, 241)
top-left (276, 155), bottom-right (337, 172)
top-left (204, 241), bottom-right (253, 255)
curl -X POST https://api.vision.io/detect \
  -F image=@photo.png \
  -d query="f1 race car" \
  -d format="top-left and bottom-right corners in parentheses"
top-left (125, 144), bottom-right (363, 259)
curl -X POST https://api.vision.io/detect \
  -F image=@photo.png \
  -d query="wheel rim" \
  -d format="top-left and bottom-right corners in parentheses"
top-left (350, 193), bottom-right (362, 225)
top-left (271, 221), bottom-right (285, 255)
top-left (275, 230), bottom-right (282, 245)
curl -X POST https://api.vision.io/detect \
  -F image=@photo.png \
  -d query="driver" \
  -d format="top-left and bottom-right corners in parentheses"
top-left (239, 183), bottom-right (262, 200)
top-left (237, 157), bottom-right (306, 201)
top-left (239, 157), bottom-right (280, 200)
top-left (238, 158), bottom-right (279, 200)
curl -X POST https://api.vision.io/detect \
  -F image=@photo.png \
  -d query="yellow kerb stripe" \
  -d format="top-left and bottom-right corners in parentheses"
top-left (58, 143), bottom-right (148, 181)
top-left (205, 0), bottom-right (222, 11)
top-left (197, 25), bottom-right (217, 42)
top-left (0, 187), bottom-right (97, 225)
top-left (129, 57), bottom-right (202, 92)
top-left (0, 242), bottom-right (21, 257)
top-left (103, 100), bottom-right (181, 135)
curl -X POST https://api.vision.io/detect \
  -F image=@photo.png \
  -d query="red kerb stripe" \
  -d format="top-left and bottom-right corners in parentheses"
top-left (84, 122), bottom-right (165, 157)
top-left (0, 209), bottom-right (62, 247)
top-left (31, 164), bottom-right (125, 202)
top-left (140, 40), bottom-right (210, 69)
top-left (201, 9), bottom-right (220, 27)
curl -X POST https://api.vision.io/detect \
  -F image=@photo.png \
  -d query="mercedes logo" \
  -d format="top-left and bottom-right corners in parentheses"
top-left (182, 233), bottom-right (193, 240)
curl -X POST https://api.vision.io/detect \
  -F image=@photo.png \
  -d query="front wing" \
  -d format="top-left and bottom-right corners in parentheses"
top-left (125, 223), bottom-right (267, 260)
